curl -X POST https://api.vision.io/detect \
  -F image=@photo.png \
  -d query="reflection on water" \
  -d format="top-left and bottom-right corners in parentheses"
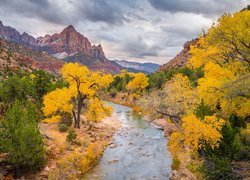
top-left (85, 102), bottom-right (172, 180)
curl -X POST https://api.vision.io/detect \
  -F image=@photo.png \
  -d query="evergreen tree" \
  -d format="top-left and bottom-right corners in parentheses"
top-left (0, 101), bottom-right (45, 177)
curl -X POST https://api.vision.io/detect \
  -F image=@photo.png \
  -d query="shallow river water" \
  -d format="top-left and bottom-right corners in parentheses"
top-left (85, 102), bottom-right (172, 180)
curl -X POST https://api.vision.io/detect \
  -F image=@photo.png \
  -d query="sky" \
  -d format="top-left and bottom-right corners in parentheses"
top-left (0, 0), bottom-right (248, 64)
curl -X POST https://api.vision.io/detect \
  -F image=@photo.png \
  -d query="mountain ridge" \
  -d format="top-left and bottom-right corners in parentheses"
top-left (114, 60), bottom-right (160, 74)
top-left (0, 38), bottom-right (65, 73)
top-left (0, 21), bottom-right (122, 73)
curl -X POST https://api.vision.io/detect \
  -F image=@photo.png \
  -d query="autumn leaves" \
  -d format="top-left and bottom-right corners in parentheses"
top-left (43, 63), bottom-right (113, 128)
top-left (42, 64), bottom-right (150, 129)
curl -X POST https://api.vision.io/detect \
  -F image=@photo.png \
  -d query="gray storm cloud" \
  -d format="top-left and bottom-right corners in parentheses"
top-left (0, 0), bottom-right (248, 64)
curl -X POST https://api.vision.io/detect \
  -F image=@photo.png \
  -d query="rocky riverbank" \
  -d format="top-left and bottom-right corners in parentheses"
top-left (149, 118), bottom-right (196, 180)
top-left (85, 102), bottom-right (172, 179)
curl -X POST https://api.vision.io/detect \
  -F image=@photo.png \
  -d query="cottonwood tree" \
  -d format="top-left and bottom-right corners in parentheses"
top-left (43, 63), bottom-right (113, 128)
top-left (188, 10), bottom-right (250, 119)
top-left (169, 10), bottom-right (250, 153)
top-left (127, 72), bottom-right (149, 93)
top-left (157, 74), bottom-right (198, 124)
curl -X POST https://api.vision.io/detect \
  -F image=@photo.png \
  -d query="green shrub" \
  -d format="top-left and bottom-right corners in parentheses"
top-left (74, 139), bottom-right (81, 146)
top-left (187, 161), bottom-right (203, 179)
top-left (240, 129), bottom-right (250, 146)
top-left (171, 156), bottom-right (181, 170)
top-left (232, 133), bottom-right (243, 154)
top-left (234, 147), bottom-right (250, 160)
top-left (214, 125), bottom-right (238, 159)
top-left (0, 101), bottom-right (45, 178)
top-left (194, 100), bottom-right (213, 120)
top-left (66, 128), bottom-right (77, 143)
top-left (0, 75), bottom-right (34, 104)
top-left (109, 88), bottom-right (117, 98)
top-left (229, 114), bottom-right (246, 128)
top-left (58, 123), bottom-right (68, 132)
top-left (202, 156), bottom-right (232, 179)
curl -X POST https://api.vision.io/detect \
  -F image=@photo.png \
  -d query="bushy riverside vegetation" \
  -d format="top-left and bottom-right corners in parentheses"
top-left (0, 64), bottom-right (114, 178)
top-left (106, 10), bottom-right (250, 179)
top-left (0, 70), bottom-right (66, 177)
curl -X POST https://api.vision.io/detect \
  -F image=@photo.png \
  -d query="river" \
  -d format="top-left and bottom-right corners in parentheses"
top-left (85, 102), bottom-right (172, 180)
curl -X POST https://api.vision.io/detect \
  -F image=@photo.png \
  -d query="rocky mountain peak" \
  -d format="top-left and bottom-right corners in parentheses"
top-left (65, 24), bottom-right (76, 31)
top-left (0, 21), bottom-right (122, 73)
top-left (20, 32), bottom-right (36, 46)
top-left (0, 21), bottom-right (3, 26)
top-left (91, 44), bottom-right (106, 60)
top-left (61, 24), bottom-right (78, 36)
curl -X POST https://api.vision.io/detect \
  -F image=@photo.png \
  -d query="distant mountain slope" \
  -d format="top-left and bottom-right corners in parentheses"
top-left (114, 60), bottom-right (160, 74)
top-left (0, 38), bottom-right (65, 73)
top-left (0, 21), bottom-right (122, 73)
top-left (156, 38), bottom-right (198, 72)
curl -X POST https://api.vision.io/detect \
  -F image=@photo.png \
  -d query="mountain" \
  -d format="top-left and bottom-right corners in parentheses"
top-left (0, 38), bottom-right (65, 73)
top-left (0, 21), bottom-right (122, 73)
top-left (156, 38), bottom-right (198, 72)
top-left (114, 60), bottom-right (160, 74)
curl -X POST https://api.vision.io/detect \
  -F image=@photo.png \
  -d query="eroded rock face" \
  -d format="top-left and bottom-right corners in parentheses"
top-left (20, 32), bottom-right (36, 46)
top-left (37, 25), bottom-right (92, 57)
top-left (0, 21), bottom-right (122, 73)
top-left (157, 38), bottom-right (198, 72)
top-left (0, 21), bottom-right (21, 43)
top-left (91, 44), bottom-right (106, 61)
top-left (0, 39), bottom-right (65, 73)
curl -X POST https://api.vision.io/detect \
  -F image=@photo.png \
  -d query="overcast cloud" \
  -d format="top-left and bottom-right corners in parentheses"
top-left (0, 0), bottom-right (248, 64)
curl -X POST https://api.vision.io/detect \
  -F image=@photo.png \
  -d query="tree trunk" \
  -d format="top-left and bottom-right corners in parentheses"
top-left (75, 91), bottom-right (82, 129)
top-left (72, 110), bottom-right (77, 128)
top-left (76, 103), bottom-right (81, 129)
top-left (13, 166), bottom-right (22, 179)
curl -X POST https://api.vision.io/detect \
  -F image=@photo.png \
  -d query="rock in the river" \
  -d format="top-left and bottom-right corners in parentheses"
top-left (152, 119), bottom-right (177, 137)
top-left (109, 143), bottom-right (117, 148)
top-left (108, 159), bottom-right (119, 164)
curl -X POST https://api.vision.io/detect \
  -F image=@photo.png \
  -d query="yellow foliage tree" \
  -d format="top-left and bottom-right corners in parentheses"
top-left (188, 10), bottom-right (250, 119)
top-left (43, 63), bottom-right (113, 128)
top-left (182, 114), bottom-right (224, 150)
top-left (169, 114), bottom-right (224, 152)
top-left (189, 11), bottom-right (250, 68)
top-left (158, 74), bottom-right (198, 123)
top-left (160, 74), bottom-right (225, 152)
top-left (85, 97), bottom-right (113, 123)
top-left (127, 72), bottom-right (149, 92)
top-left (168, 115), bottom-right (226, 155)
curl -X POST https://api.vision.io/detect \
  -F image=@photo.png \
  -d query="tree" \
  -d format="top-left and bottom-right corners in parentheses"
top-left (157, 74), bottom-right (198, 123)
top-left (169, 114), bottom-right (224, 153)
top-left (85, 97), bottom-right (112, 123)
top-left (188, 10), bottom-right (250, 119)
top-left (182, 114), bottom-right (224, 150)
top-left (0, 75), bottom-right (34, 104)
top-left (31, 70), bottom-right (52, 101)
top-left (127, 72), bottom-right (149, 93)
top-left (43, 63), bottom-right (113, 128)
top-left (178, 10), bottom-right (250, 178)
top-left (189, 11), bottom-right (250, 68)
top-left (0, 101), bottom-right (44, 177)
